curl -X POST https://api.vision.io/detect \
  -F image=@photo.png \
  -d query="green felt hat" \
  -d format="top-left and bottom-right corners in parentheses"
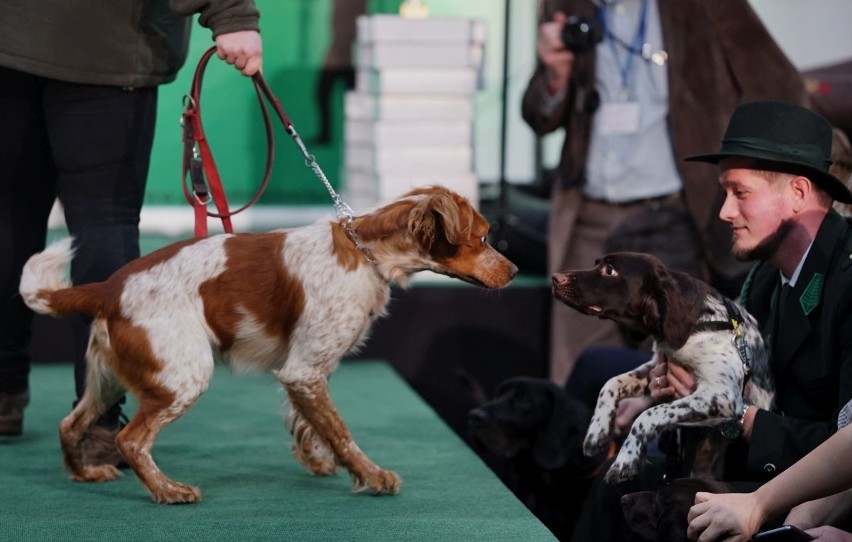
top-left (686, 100), bottom-right (852, 203)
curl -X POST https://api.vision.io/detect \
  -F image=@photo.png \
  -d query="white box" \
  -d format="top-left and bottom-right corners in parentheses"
top-left (356, 15), bottom-right (486, 45)
top-left (345, 119), bottom-right (472, 147)
top-left (344, 92), bottom-right (474, 121)
top-left (357, 68), bottom-right (478, 95)
top-left (357, 42), bottom-right (484, 70)
top-left (346, 145), bottom-right (473, 175)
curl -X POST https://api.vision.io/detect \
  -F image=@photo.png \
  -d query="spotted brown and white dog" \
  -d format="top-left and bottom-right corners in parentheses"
top-left (20, 186), bottom-right (517, 504)
top-left (551, 252), bottom-right (773, 484)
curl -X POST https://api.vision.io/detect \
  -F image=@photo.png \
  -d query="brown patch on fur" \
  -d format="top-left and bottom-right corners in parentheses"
top-left (348, 186), bottom-right (516, 288)
top-left (199, 232), bottom-right (305, 352)
top-left (331, 222), bottom-right (364, 271)
top-left (46, 238), bottom-right (206, 319)
top-left (106, 317), bottom-right (173, 401)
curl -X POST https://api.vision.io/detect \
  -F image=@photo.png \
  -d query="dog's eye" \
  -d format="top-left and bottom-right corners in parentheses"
top-left (480, 236), bottom-right (487, 246)
top-left (602, 264), bottom-right (617, 276)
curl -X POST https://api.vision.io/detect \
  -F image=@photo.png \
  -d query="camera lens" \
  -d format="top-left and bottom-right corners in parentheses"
top-left (560, 15), bottom-right (602, 53)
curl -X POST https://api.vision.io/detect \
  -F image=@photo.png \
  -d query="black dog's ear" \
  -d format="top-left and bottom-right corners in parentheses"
top-left (621, 492), bottom-right (658, 541)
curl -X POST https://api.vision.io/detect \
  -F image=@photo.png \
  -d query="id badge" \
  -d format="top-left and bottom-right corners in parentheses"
top-left (597, 101), bottom-right (641, 135)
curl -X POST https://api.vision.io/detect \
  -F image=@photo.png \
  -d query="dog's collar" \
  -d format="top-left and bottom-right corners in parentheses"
top-left (339, 218), bottom-right (389, 282)
top-left (693, 299), bottom-right (752, 378)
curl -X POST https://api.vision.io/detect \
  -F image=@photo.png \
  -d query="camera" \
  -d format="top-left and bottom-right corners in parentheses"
top-left (560, 15), bottom-right (602, 53)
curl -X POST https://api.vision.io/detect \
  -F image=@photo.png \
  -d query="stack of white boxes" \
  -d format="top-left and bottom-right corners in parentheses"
top-left (344, 14), bottom-right (485, 210)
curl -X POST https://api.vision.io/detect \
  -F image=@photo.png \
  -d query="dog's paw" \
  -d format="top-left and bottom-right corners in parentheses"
top-left (70, 464), bottom-right (122, 483)
top-left (583, 429), bottom-right (611, 457)
top-left (291, 443), bottom-right (338, 476)
top-left (604, 457), bottom-right (640, 484)
top-left (150, 481), bottom-right (202, 505)
top-left (352, 468), bottom-right (401, 495)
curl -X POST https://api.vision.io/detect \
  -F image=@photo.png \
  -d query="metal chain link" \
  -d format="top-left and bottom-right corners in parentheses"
top-left (286, 127), bottom-right (378, 266)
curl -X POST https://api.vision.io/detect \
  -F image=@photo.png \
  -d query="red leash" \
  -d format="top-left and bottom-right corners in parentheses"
top-left (181, 47), bottom-right (292, 237)
top-left (181, 47), bottom-right (372, 265)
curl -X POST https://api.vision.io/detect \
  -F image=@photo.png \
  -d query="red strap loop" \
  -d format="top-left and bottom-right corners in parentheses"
top-left (181, 47), bottom-right (278, 237)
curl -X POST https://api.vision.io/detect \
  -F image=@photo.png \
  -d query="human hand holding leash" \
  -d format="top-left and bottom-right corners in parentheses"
top-left (215, 30), bottom-right (263, 75)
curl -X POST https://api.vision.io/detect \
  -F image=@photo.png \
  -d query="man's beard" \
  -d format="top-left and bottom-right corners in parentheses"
top-left (732, 220), bottom-right (795, 262)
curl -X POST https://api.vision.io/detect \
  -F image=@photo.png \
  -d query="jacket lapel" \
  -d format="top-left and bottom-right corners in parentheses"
top-left (772, 212), bottom-right (846, 372)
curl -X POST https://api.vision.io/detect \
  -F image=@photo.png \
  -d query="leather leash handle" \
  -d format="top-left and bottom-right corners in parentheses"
top-left (181, 46), bottom-right (277, 237)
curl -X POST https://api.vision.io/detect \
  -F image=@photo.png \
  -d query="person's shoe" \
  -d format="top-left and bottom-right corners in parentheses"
top-left (0, 391), bottom-right (29, 436)
top-left (83, 422), bottom-right (128, 468)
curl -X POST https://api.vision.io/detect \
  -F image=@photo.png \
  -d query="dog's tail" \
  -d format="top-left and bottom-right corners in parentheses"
top-left (20, 238), bottom-right (104, 317)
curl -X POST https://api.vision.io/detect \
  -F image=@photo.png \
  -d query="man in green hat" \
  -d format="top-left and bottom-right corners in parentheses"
top-left (572, 100), bottom-right (852, 541)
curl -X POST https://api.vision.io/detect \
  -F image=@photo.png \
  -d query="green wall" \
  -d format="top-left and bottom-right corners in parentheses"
top-left (149, 0), bottom-right (343, 206)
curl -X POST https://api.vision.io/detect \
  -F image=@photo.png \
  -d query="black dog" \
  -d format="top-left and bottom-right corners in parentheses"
top-left (467, 377), bottom-right (610, 541)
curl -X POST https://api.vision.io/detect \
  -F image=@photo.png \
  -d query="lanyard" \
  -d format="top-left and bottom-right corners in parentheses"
top-left (598, 0), bottom-right (649, 97)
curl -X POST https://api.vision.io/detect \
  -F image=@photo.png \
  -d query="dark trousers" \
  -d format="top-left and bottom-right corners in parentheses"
top-left (0, 66), bottom-right (156, 424)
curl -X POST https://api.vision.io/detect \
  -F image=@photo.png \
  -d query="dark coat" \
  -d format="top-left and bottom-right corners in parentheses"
top-left (741, 211), bottom-right (852, 478)
top-left (521, 0), bottom-right (808, 285)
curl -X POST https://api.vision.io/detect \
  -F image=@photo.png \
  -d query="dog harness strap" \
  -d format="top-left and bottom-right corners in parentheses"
top-left (694, 299), bottom-right (753, 384)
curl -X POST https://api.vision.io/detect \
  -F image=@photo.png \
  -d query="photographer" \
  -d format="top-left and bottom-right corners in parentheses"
top-left (522, 0), bottom-right (808, 387)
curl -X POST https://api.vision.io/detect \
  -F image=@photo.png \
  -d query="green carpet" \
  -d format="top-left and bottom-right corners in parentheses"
top-left (0, 361), bottom-right (555, 541)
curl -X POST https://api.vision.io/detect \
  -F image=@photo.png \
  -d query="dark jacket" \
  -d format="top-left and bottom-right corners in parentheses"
top-left (522, 0), bottom-right (808, 286)
top-left (740, 211), bottom-right (852, 478)
top-left (0, 0), bottom-right (259, 88)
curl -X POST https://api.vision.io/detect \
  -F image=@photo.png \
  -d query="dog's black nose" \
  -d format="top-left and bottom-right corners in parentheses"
top-left (467, 408), bottom-right (489, 426)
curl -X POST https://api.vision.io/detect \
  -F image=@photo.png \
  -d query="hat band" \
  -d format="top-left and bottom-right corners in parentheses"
top-left (721, 137), bottom-right (831, 170)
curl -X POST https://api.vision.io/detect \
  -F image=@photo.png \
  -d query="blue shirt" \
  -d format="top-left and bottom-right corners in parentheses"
top-left (584, 0), bottom-right (682, 203)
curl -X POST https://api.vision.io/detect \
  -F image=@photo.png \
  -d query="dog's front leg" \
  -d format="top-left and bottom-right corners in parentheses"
top-left (604, 389), bottom-right (737, 484)
top-left (583, 359), bottom-right (656, 457)
top-left (283, 377), bottom-right (401, 495)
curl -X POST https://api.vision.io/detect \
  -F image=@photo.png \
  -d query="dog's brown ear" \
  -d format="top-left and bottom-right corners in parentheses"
top-left (621, 492), bottom-right (658, 541)
top-left (644, 267), bottom-right (694, 350)
top-left (408, 189), bottom-right (473, 249)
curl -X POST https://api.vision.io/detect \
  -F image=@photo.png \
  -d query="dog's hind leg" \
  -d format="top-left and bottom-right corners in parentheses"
top-left (280, 374), bottom-right (401, 495)
top-left (286, 401), bottom-right (338, 476)
top-left (59, 319), bottom-right (125, 482)
top-left (109, 322), bottom-right (213, 504)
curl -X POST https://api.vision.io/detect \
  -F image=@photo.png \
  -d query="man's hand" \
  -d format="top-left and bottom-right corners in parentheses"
top-left (537, 11), bottom-right (573, 96)
top-left (650, 354), bottom-right (697, 400)
top-left (215, 30), bottom-right (263, 76)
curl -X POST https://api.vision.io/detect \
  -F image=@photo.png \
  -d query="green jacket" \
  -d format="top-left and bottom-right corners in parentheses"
top-left (0, 0), bottom-right (259, 88)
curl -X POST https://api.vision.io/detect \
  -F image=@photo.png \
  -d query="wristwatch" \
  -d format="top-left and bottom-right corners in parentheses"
top-left (719, 404), bottom-right (750, 440)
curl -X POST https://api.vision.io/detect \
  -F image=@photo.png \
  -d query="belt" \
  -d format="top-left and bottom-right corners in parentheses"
top-left (583, 192), bottom-right (682, 209)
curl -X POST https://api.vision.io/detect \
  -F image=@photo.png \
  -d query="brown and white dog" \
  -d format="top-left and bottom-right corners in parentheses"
top-left (20, 186), bottom-right (517, 504)
top-left (551, 252), bottom-right (773, 484)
